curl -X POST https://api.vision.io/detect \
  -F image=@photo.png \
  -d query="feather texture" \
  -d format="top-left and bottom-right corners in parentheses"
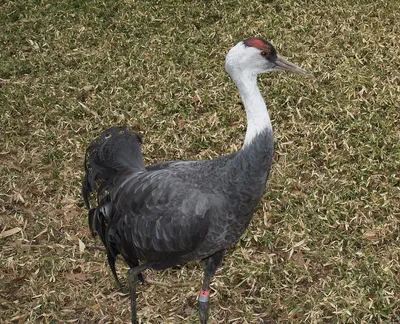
top-left (82, 125), bottom-right (273, 279)
top-left (80, 37), bottom-right (310, 324)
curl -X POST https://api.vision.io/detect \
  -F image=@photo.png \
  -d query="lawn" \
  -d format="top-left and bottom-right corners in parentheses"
top-left (1, 0), bottom-right (399, 322)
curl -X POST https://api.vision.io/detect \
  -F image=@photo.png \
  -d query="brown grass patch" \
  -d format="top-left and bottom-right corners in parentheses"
top-left (1, 0), bottom-right (399, 322)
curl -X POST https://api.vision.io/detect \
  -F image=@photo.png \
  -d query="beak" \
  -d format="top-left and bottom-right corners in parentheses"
top-left (274, 55), bottom-right (313, 76)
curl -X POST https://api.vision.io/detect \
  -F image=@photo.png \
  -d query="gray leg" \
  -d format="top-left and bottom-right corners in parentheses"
top-left (127, 264), bottom-right (150, 324)
top-left (199, 250), bottom-right (225, 324)
top-left (126, 259), bottom-right (145, 284)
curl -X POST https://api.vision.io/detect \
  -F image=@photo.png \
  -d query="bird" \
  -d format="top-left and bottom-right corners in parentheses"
top-left (82, 37), bottom-right (311, 324)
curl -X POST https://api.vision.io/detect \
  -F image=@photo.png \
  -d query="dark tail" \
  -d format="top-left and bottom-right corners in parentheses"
top-left (82, 126), bottom-right (145, 285)
top-left (82, 126), bottom-right (144, 209)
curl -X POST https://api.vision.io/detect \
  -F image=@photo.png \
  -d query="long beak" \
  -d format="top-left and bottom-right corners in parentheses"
top-left (274, 55), bottom-right (312, 76)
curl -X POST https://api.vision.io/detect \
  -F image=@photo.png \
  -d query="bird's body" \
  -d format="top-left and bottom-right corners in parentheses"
top-left (82, 37), bottom-right (310, 323)
top-left (85, 127), bottom-right (273, 270)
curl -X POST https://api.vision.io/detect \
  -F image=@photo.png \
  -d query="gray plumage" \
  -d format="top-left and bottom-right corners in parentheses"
top-left (82, 37), bottom-right (310, 324)
top-left (83, 126), bottom-right (273, 272)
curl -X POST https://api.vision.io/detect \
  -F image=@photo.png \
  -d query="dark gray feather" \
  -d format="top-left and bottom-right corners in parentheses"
top-left (82, 126), bottom-right (273, 276)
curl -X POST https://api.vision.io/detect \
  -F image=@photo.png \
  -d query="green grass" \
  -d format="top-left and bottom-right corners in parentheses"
top-left (1, 0), bottom-right (399, 322)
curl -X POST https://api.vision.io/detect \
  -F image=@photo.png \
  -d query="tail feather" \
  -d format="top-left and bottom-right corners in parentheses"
top-left (82, 126), bottom-right (144, 208)
top-left (82, 126), bottom-right (145, 284)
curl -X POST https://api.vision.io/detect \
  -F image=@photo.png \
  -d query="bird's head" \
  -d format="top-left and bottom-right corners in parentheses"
top-left (225, 37), bottom-right (311, 77)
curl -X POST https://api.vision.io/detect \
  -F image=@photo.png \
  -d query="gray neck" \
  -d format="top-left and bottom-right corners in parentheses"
top-left (223, 129), bottom-right (274, 227)
top-left (224, 70), bottom-right (274, 219)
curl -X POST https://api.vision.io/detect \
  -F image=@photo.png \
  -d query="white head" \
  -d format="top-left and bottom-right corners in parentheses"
top-left (225, 37), bottom-right (311, 78)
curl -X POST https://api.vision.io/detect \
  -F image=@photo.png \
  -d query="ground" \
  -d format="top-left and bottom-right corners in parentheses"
top-left (1, 0), bottom-right (399, 323)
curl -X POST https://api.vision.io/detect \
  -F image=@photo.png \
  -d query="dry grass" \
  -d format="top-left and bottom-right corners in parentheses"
top-left (1, 0), bottom-right (400, 323)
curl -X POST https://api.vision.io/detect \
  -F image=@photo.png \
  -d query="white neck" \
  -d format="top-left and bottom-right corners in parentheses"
top-left (230, 70), bottom-right (272, 147)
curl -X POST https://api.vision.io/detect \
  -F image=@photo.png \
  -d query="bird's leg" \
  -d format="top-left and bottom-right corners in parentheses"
top-left (199, 250), bottom-right (225, 324)
top-left (127, 264), bottom-right (150, 324)
top-left (126, 260), bottom-right (145, 285)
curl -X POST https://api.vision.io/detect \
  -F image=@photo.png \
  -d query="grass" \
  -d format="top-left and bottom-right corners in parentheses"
top-left (1, 0), bottom-right (399, 322)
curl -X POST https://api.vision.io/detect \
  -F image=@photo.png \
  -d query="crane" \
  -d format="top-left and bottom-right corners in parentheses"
top-left (82, 37), bottom-right (311, 324)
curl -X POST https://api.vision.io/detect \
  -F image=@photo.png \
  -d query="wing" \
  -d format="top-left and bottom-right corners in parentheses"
top-left (109, 168), bottom-right (214, 264)
top-left (145, 160), bottom-right (195, 172)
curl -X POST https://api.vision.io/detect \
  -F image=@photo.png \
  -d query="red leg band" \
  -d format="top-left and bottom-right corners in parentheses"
top-left (200, 289), bottom-right (211, 297)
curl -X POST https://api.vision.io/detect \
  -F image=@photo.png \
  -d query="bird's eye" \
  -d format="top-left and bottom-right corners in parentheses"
top-left (260, 51), bottom-right (267, 57)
